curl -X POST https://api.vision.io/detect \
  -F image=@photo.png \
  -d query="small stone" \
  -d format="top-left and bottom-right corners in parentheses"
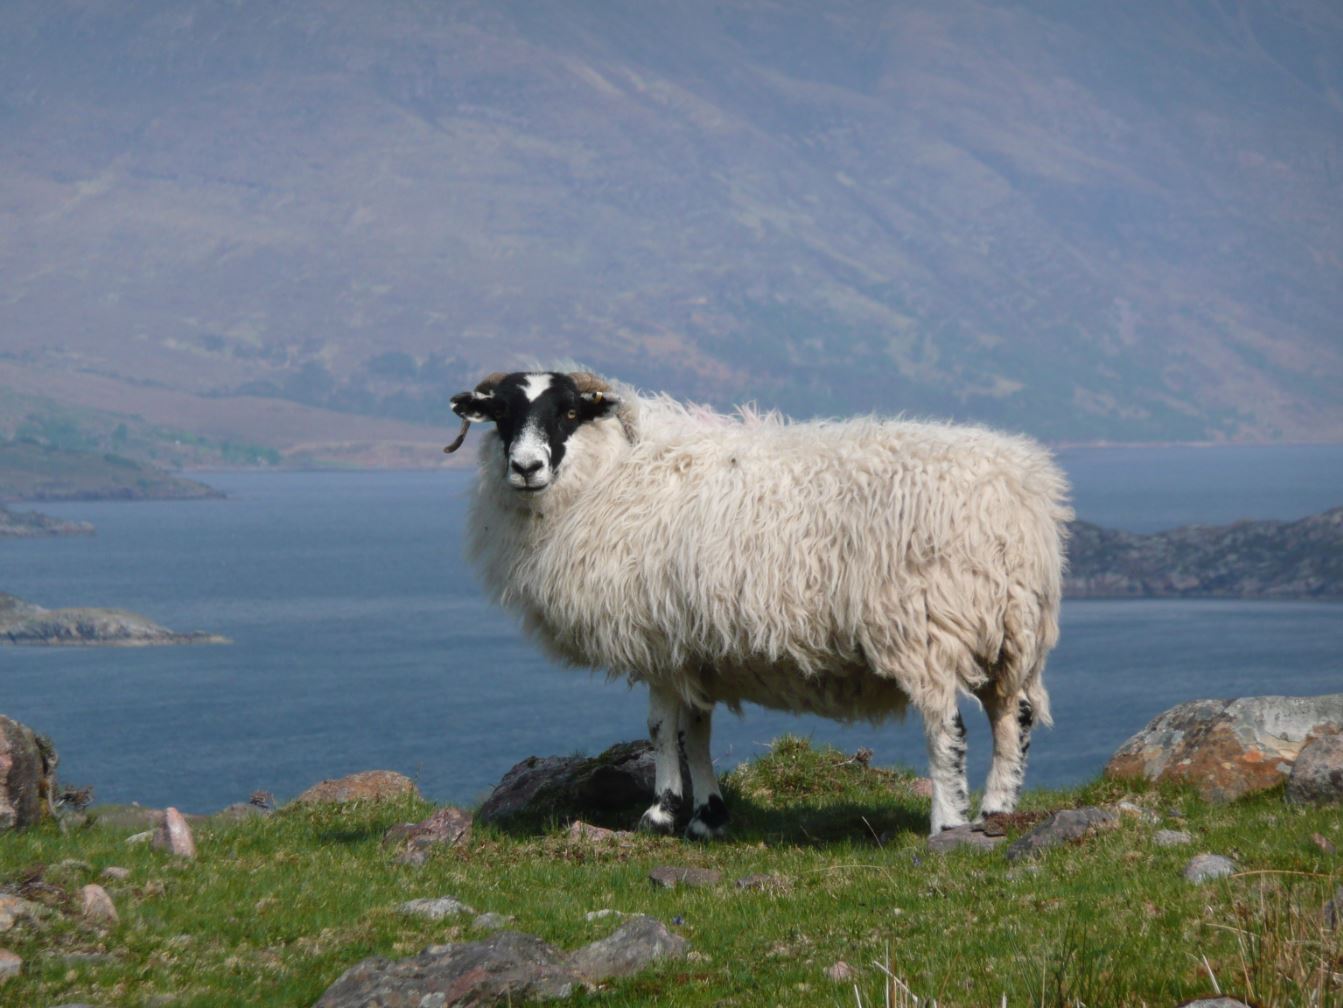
top-left (152, 807), bottom-right (196, 858)
top-left (1180, 999), bottom-right (1252, 1007)
top-left (928, 824), bottom-right (1006, 854)
top-left (1114, 800), bottom-right (1160, 823)
top-left (1153, 829), bottom-right (1193, 847)
top-left (566, 820), bottom-right (636, 844)
top-left (826, 960), bottom-right (856, 982)
top-left (0, 895), bottom-right (46, 932)
top-left (1184, 853), bottom-right (1237, 883)
top-left (567, 915), bottom-right (689, 981)
top-left (473, 912), bottom-right (514, 930)
top-left (101, 866), bottom-right (132, 881)
top-left (291, 770), bottom-right (419, 806)
top-left (126, 830), bottom-right (152, 845)
top-left (585, 909), bottom-right (627, 922)
top-left (396, 896), bottom-right (475, 920)
top-left (649, 866), bottom-right (722, 889)
top-left (383, 806), bottom-right (472, 865)
top-left (1285, 734), bottom-right (1343, 805)
top-left (1310, 832), bottom-right (1337, 855)
top-left (0, 948), bottom-right (20, 982)
top-left (80, 884), bottom-right (118, 925)
top-left (734, 873), bottom-right (792, 893)
top-left (1005, 807), bottom-right (1119, 861)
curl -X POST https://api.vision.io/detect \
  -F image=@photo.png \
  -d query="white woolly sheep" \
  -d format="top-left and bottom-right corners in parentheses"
top-left (447, 370), bottom-right (1071, 838)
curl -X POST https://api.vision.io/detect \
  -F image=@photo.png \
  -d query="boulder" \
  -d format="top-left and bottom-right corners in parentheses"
top-left (1105, 695), bottom-right (1343, 802)
top-left (151, 807), bottom-right (197, 858)
top-left (477, 741), bottom-right (657, 829)
top-left (0, 715), bottom-right (55, 831)
top-left (1184, 853), bottom-right (1237, 883)
top-left (291, 771), bottom-right (419, 806)
top-left (80, 884), bottom-right (118, 925)
top-left (1285, 734), bottom-right (1343, 805)
top-left (314, 917), bottom-right (687, 1007)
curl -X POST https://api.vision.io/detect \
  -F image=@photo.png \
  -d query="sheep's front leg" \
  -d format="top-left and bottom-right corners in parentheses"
top-left (638, 682), bottom-right (686, 834)
top-left (925, 708), bottom-right (970, 834)
top-left (683, 702), bottom-right (729, 840)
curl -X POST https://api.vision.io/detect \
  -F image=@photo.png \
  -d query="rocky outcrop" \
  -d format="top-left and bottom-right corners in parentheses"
top-left (477, 741), bottom-right (657, 829)
top-left (1004, 807), bottom-right (1119, 861)
top-left (0, 505), bottom-right (93, 537)
top-left (1105, 695), bottom-right (1343, 801)
top-left (291, 770), bottom-right (419, 806)
top-left (0, 593), bottom-right (229, 647)
top-left (1065, 507), bottom-right (1343, 600)
top-left (0, 716), bottom-right (56, 831)
top-left (314, 917), bottom-right (688, 1007)
top-left (383, 806), bottom-right (473, 865)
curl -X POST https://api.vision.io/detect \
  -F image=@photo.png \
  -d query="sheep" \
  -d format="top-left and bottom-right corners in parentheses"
top-left (447, 370), bottom-right (1071, 838)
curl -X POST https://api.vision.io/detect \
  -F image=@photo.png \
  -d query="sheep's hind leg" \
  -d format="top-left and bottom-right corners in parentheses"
top-left (638, 682), bottom-right (687, 834)
top-left (924, 708), bottom-right (971, 834)
top-left (980, 691), bottom-right (1033, 817)
top-left (683, 702), bottom-right (728, 840)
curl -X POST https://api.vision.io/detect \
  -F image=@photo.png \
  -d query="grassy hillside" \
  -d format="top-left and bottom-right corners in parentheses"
top-left (0, 441), bottom-right (223, 501)
top-left (2, 739), bottom-right (1339, 1006)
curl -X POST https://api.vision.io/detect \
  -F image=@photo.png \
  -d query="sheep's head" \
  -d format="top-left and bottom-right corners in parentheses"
top-left (447, 371), bottom-right (622, 493)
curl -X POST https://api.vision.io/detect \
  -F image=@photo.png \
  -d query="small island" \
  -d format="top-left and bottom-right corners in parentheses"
top-left (0, 593), bottom-right (229, 647)
top-left (0, 441), bottom-right (222, 502)
top-left (1065, 506), bottom-right (1343, 600)
top-left (0, 505), bottom-right (94, 538)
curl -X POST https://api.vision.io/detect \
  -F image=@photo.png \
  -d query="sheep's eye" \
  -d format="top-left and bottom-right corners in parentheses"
top-left (566, 409), bottom-right (578, 421)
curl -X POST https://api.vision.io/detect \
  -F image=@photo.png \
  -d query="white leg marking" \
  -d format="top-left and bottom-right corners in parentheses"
top-left (639, 683), bottom-right (684, 834)
top-left (925, 708), bottom-right (970, 835)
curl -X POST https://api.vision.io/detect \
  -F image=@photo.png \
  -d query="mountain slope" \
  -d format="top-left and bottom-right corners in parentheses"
top-left (1, 0), bottom-right (1340, 450)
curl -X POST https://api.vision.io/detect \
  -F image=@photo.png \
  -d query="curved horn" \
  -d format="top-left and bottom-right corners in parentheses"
top-left (568, 371), bottom-right (610, 396)
top-left (443, 371), bottom-right (511, 453)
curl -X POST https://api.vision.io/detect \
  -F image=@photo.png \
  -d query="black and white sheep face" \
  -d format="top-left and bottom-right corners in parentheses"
top-left (450, 371), bottom-right (618, 493)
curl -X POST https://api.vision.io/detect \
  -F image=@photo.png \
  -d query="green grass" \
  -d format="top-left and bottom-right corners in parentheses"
top-left (2, 738), bottom-right (1340, 1007)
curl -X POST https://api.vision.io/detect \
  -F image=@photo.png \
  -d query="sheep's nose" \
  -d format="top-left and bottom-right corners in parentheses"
top-left (511, 458), bottom-right (544, 476)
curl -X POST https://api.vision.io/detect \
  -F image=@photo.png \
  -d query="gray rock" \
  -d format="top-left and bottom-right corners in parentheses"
top-left (101, 866), bottom-right (132, 881)
top-left (477, 741), bottom-right (658, 829)
top-left (1285, 733), bottom-right (1343, 805)
top-left (1106, 694), bottom-right (1343, 802)
top-left (584, 909), bottom-right (627, 922)
top-left (397, 896), bottom-right (476, 920)
top-left (734, 873), bottom-right (792, 893)
top-left (0, 948), bottom-right (19, 982)
top-left (314, 919), bottom-right (688, 1007)
top-left (0, 715), bottom-right (55, 831)
top-left (1153, 829), bottom-right (1193, 847)
top-left (474, 912), bottom-right (515, 930)
top-left (1184, 853), bottom-right (1237, 883)
top-left (928, 824), bottom-right (1006, 854)
top-left (566, 916), bottom-right (688, 982)
top-left (1179, 999), bottom-right (1251, 1007)
top-left (649, 865), bottom-right (722, 889)
top-left (1005, 807), bottom-right (1118, 861)
top-left (314, 931), bottom-right (580, 1007)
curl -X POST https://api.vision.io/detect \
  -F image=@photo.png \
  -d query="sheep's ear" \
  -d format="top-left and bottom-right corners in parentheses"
top-left (450, 391), bottom-right (499, 424)
top-left (578, 390), bottom-right (620, 422)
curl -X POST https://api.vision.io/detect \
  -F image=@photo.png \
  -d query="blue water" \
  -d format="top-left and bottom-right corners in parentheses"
top-left (3, 444), bottom-right (1342, 814)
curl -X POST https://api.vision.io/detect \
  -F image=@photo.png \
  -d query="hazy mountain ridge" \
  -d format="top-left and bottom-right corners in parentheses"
top-left (2, 0), bottom-right (1341, 453)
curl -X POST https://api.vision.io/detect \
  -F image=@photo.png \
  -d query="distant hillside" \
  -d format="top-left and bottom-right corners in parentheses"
top-left (0, 504), bottom-right (93, 537)
top-left (2, 0), bottom-right (1341, 451)
top-left (1066, 507), bottom-right (1343, 600)
top-left (0, 441), bottom-right (223, 502)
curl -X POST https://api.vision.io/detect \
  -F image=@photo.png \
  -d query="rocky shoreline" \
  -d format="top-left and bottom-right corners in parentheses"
top-left (1065, 506), bottom-right (1343, 600)
top-left (0, 593), bottom-right (228, 647)
top-left (0, 505), bottom-right (93, 538)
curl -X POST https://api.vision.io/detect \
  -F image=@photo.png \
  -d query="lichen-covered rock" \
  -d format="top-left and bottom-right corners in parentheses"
top-left (1105, 695), bottom-right (1343, 802)
top-left (291, 770), bottom-right (419, 806)
top-left (1285, 734), bottom-right (1343, 805)
top-left (397, 896), bottom-right (475, 920)
top-left (566, 916), bottom-right (688, 982)
top-left (0, 715), bottom-right (55, 831)
top-left (477, 741), bottom-right (657, 829)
